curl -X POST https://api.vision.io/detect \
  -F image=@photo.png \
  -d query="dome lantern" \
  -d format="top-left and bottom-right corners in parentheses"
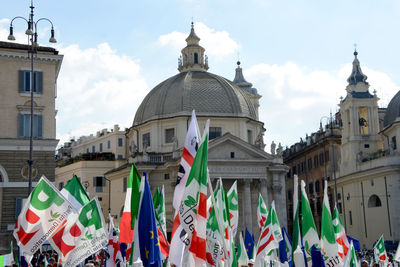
top-left (178, 22), bottom-right (209, 72)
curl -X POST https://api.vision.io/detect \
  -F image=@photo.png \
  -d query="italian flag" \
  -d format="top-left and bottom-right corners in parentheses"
top-left (257, 194), bottom-right (268, 232)
top-left (227, 181), bottom-right (239, 240)
top-left (178, 131), bottom-right (209, 266)
top-left (119, 164), bottom-right (141, 244)
top-left (320, 180), bottom-right (338, 259)
top-left (300, 180), bottom-right (320, 265)
top-left (332, 205), bottom-right (349, 259)
top-left (344, 241), bottom-right (359, 267)
top-left (374, 235), bottom-right (388, 263)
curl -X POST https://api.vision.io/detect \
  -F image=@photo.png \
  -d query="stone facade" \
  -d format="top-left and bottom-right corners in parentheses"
top-left (0, 41), bottom-right (62, 251)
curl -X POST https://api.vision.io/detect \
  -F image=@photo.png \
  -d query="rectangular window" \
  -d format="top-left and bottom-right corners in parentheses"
top-left (209, 127), bottom-right (222, 140)
top-left (117, 154), bottom-right (123, 159)
top-left (314, 155), bottom-right (319, 168)
top-left (18, 114), bottom-right (43, 138)
top-left (308, 183), bottom-right (313, 194)
top-left (18, 70), bottom-right (43, 93)
top-left (15, 198), bottom-right (23, 219)
top-left (349, 211), bottom-right (353, 225)
top-left (310, 200), bottom-right (315, 215)
top-left (392, 136), bottom-right (397, 150)
top-left (317, 198), bottom-right (322, 215)
top-left (143, 133), bottom-right (150, 149)
top-left (308, 158), bottom-right (312, 170)
top-left (99, 143), bottom-right (103, 152)
top-left (92, 145), bottom-right (95, 153)
top-left (107, 140), bottom-right (111, 149)
top-left (315, 180), bottom-right (320, 193)
top-left (123, 177), bottom-right (127, 192)
top-left (165, 128), bottom-right (175, 144)
top-left (338, 202), bottom-right (342, 213)
top-left (93, 176), bottom-right (105, 193)
top-left (292, 166), bottom-right (297, 175)
top-left (319, 153), bottom-right (324, 165)
top-left (287, 190), bottom-right (292, 201)
top-left (118, 138), bottom-right (123, 147)
top-left (59, 182), bottom-right (64, 190)
top-left (86, 148), bottom-right (89, 153)
top-left (325, 150), bottom-right (330, 161)
top-left (230, 152), bottom-right (235, 158)
top-left (247, 130), bottom-right (253, 144)
top-left (164, 173), bottom-right (170, 180)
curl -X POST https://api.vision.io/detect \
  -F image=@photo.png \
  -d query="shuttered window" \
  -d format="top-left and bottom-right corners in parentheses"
top-left (18, 114), bottom-right (43, 138)
top-left (18, 70), bottom-right (43, 93)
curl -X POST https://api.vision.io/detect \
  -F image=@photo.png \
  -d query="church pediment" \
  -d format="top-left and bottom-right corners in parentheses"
top-left (208, 133), bottom-right (275, 161)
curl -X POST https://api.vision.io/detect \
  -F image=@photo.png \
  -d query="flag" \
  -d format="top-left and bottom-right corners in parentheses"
top-left (395, 242), bottom-right (400, 262)
top-left (332, 205), bottom-right (349, 259)
top-left (107, 215), bottom-right (123, 267)
top-left (119, 164), bottom-right (142, 244)
top-left (227, 181), bottom-right (239, 239)
top-left (51, 198), bottom-right (108, 266)
top-left (257, 194), bottom-right (268, 232)
top-left (0, 242), bottom-right (14, 266)
top-left (279, 227), bottom-right (292, 265)
top-left (153, 186), bottom-right (169, 259)
top-left (170, 110), bottom-right (201, 267)
top-left (255, 202), bottom-right (280, 266)
top-left (292, 175), bottom-right (307, 267)
top-left (374, 235), bottom-right (388, 264)
top-left (138, 176), bottom-right (162, 267)
top-left (344, 241), bottom-right (359, 267)
top-left (320, 180), bottom-right (339, 261)
top-left (244, 228), bottom-right (255, 260)
top-left (61, 175), bottom-right (90, 209)
top-left (300, 180), bottom-right (320, 265)
top-left (206, 195), bottom-right (224, 266)
top-left (178, 129), bottom-right (209, 266)
top-left (310, 246), bottom-right (325, 267)
top-left (13, 176), bottom-right (76, 255)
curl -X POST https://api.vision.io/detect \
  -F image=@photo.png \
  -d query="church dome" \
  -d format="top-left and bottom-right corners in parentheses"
top-left (133, 70), bottom-right (258, 126)
top-left (383, 90), bottom-right (400, 127)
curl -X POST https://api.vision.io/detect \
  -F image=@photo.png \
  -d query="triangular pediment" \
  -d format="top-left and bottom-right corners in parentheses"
top-left (208, 133), bottom-right (275, 161)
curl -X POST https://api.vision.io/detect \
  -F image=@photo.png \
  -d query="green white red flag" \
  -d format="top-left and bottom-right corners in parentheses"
top-left (50, 198), bottom-right (108, 266)
top-left (61, 175), bottom-right (90, 210)
top-left (332, 205), bottom-right (349, 259)
top-left (119, 163), bottom-right (141, 244)
top-left (153, 185), bottom-right (169, 259)
top-left (374, 235), bottom-right (388, 264)
top-left (300, 180), bottom-right (320, 265)
top-left (178, 130), bottom-right (209, 266)
top-left (257, 194), bottom-right (268, 232)
top-left (344, 241), bottom-right (359, 267)
top-left (321, 180), bottom-right (340, 265)
top-left (206, 195), bottom-right (224, 266)
top-left (13, 176), bottom-right (76, 255)
top-left (107, 214), bottom-right (123, 267)
top-left (227, 181), bottom-right (239, 240)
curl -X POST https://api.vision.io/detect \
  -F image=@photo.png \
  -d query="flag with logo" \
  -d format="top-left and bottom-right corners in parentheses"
top-left (153, 185), bottom-right (169, 259)
top-left (206, 195), bottom-right (224, 266)
top-left (227, 181), bottom-right (239, 240)
top-left (245, 228), bottom-right (255, 260)
top-left (394, 241), bottom-right (400, 262)
top-left (292, 175), bottom-right (307, 267)
top-left (279, 227), bottom-right (292, 265)
top-left (14, 176), bottom-right (76, 255)
top-left (138, 176), bottom-right (162, 267)
top-left (61, 175), bottom-right (90, 209)
top-left (170, 110), bottom-right (201, 267)
top-left (51, 198), bottom-right (108, 266)
top-left (332, 205), bottom-right (349, 260)
top-left (320, 180), bottom-right (339, 263)
top-left (255, 202), bottom-right (279, 266)
top-left (300, 180), bottom-right (320, 265)
top-left (374, 235), bottom-right (388, 264)
top-left (237, 232), bottom-right (248, 266)
top-left (178, 128), bottom-right (209, 266)
top-left (119, 164), bottom-right (142, 244)
top-left (257, 194), bottom-right (268, 232)
top-left (107, 214), bottom-right (123, 267)
top-left (0, 242), bottom-right (14, 266)
top-left (344, 241), bottom-right (359, 267)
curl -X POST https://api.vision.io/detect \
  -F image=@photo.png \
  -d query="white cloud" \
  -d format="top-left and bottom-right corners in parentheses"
top-left (55, 43), bottom-right (148, 146)
top-left (158, 22), bottom-right (240, 58)
top-left (245, 62), bottom-right (400, 151)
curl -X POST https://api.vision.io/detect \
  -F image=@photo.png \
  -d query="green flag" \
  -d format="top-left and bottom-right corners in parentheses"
top-left (292, 175), bottom-right (306, 267)
top-left (300, 179), bottom-right (320, 262)
top-left (374, 235), bottom-right (388, 263)
top-left (237, 232), bottom-right (249, 266)
top-left (227, 181), bottom-right (239, 239)
top-left (153, 185), bottom-right (167, 234)
top-left (321, 180), bottom-right (338, 259)
top-left (61, 175), bottom-right (90, 209)
top-left (130, 163), bottom-right (142, 228)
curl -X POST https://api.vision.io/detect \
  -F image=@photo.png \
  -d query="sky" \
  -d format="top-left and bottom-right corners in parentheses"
top-left (1, 0), bottom-right (400, 151)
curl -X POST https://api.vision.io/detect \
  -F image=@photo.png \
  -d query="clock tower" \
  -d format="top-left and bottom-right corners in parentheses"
top-left (339, 50), bottom-right (382, 175)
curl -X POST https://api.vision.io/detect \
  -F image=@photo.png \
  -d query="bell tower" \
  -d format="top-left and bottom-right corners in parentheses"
top-left (178, 22), bottom-right (209, 72)
top-left (339, 50), bottom-right (382, 175)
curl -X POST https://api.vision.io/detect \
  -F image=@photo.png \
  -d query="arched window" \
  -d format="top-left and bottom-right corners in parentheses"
top-left (0, 164), bottom-right (8, 183)
top-left (368, 194), bottom-right (382, 207)
top-left (194, 53), bottom-right (199, 64)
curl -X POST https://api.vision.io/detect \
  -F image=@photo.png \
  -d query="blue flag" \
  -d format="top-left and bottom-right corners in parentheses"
top-left (279, 227), bottom-right (292, 264)
top-left (138, 176), bottom-right (162, 267)
top-left (311, 246), bottom-right (325, 267)
top-left (244, 228), bottom-right (255, 259)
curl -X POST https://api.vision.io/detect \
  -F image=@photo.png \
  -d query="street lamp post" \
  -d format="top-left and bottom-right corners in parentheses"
top-left (320, 112), bottom-right (339, 206)
top-left (8, 1), bottom-right (57, 195)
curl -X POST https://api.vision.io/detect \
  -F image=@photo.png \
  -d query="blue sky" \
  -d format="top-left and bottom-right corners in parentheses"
top-left (1, 0), bottom-right (400, 150)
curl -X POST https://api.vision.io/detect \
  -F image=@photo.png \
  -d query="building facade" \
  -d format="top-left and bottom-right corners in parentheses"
top-left (0, 41), bottom-right (63, 250)
top-left (105, 24), bottom-right (289, 239)
top-left (283, 120), bottom-right (341, 236)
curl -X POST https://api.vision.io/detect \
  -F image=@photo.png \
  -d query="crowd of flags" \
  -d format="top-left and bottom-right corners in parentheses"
top-left (4, 110), bottom-right (400, 267)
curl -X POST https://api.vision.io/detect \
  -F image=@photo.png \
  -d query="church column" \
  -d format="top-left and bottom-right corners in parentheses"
top-left (243, 179), bottom-right (253, 233)
top-left (260, 178), bottom-right (269, 208)
top-left (270, 166), bottom-right (289, 229)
